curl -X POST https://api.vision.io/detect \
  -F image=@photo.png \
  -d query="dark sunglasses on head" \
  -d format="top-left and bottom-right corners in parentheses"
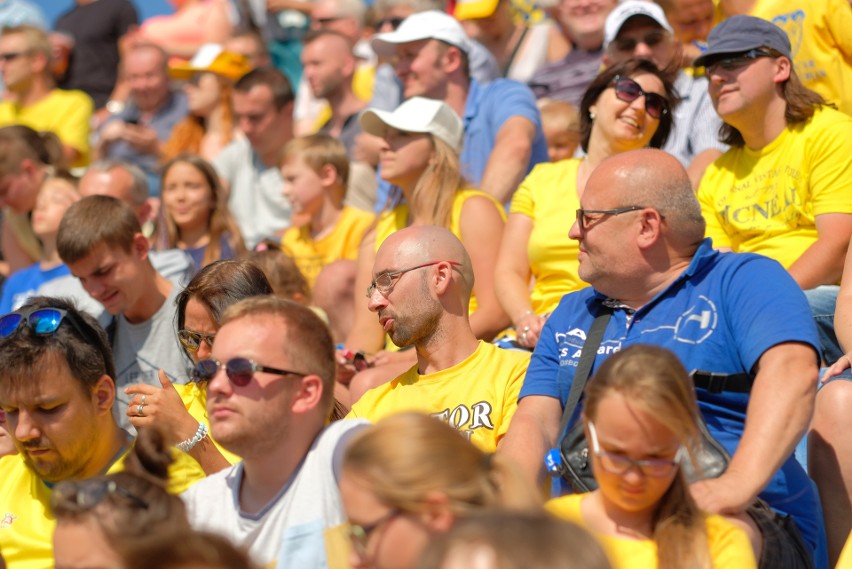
top-left (612, 30), bottom-right (668, 52)
top-left (51, 478), bottom-right (149, 512)
top-left (178, 329), bottom-right (215, 352)
top-left (191, 356), bottom-right (308, 387)
top-left (703, 48), bottom-right (775, 76)
top-left (610, 75), bottom-right (669, 119)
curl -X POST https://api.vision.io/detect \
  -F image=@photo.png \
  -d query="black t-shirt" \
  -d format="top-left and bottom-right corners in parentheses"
top-left (56, 0), bottom-right (138, 109)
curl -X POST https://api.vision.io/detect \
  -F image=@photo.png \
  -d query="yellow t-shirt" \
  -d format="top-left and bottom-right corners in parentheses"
top-left (281, 206), bottom-right (375, 288)
top-left (837, 531), bottom-right (852, 569)
top-left (0, 444), bottom-right (204, 569)
top-left (745, 0), bottom-right (852, 116)
top-left (374, 188), bottom-right (506, 317)
top-left (0, 89), bottom-right (93, 168)
top-left (347, 341), bottom-right (529, 452)
top-left (698, 106), bottom-right (852, 269)
top-left (510, 159), bottom-right (584, 316)
top-left (546, 494), bottom-right (757, 569)
top-left (176, 382), bottom-right (242, 465)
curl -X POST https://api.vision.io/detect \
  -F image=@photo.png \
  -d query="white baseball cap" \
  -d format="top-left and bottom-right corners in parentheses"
top-left (371, 10), bottom-right (472, 58)
top-left (359, 97), bottom-right (464, 152)
top-left (604, 1), bottom-right (673, 49)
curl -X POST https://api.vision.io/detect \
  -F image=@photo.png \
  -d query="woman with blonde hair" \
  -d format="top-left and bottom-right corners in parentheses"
top-left (546, 345), bottom-right (756, 569)
top-left (156, 154), bottom-right (246, 270)
top-left (341, 97), bottom-right (509, 400)
top-left (340, 412), bottom-right (540, 569)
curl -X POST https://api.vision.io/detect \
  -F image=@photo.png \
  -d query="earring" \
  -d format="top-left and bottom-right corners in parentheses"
top-left (589, 111), bottom-right (596, 120)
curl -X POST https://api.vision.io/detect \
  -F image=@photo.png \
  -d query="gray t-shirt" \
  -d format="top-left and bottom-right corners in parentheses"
top-left (111, 283), bottom-right (190, 430)
top-left (213, 137), bottom-right (292, 249)
top-left (182, 419), bottom-right (367, 568)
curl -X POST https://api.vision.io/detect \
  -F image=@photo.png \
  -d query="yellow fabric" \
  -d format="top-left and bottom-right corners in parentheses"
top-left (0, 444), bottom-right (204, 568)
top-left (177, 381), bottom-right (242, 465)
top-left (281, 206), bottom-right (375, 288)
top-left (509, 159), bottom-right (585, 316)
top-left (0, 89), bottom-right (93, 168)
top-left (837, 532), bottom-right (852, 569)
top-left (697, 107), bottom-right (852, 268)
top-left (546, 494), bottom-right (757, 569)
top-left (347, 341), bottom-right (529, 452)
top-left (311, 64), bottom-right (375, 133)
top-left (715, 0), bottom-right (852, 116)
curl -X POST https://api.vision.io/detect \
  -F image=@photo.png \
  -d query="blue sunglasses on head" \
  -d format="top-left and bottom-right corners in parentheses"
top-left (0, 307), bottom-right (76, 337)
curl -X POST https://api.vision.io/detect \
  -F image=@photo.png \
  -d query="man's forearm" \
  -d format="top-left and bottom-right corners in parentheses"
top-left (499, 396), bottom-right (562, 486)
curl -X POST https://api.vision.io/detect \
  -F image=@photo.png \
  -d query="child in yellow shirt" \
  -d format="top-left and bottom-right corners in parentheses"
top-left (280, 134), bottom-right (374, 341)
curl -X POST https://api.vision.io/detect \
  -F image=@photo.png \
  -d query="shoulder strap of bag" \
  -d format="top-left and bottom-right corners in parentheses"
top-left (556, 304), bottom-right (613, 439)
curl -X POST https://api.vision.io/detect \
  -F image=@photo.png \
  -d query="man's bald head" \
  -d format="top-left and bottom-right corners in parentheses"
top-left (589, 149), bottom-right (705, 249)
top-left (381, 225), bottom-right (474, 293)
top-left (79, 161), bottom-right (150, 224)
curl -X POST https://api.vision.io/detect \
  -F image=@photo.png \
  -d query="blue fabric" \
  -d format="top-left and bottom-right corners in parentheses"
top-left (522, 239), bottom-right (824, 556)
top-left (805, 285), bottom-right (842, 365)
top-left (0, 263), bottom-right (71, 314)
top-left (460, 78), bottom-right (549, 187)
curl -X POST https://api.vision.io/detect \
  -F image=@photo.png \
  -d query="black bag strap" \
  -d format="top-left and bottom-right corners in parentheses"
top-left (691, 370), bottom-right (752, 394)
top-left (556, 305), bottom-right (613, 439)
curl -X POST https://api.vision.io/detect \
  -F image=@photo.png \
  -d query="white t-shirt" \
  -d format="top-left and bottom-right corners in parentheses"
top-left (182, 419), bottom-right (368, 568)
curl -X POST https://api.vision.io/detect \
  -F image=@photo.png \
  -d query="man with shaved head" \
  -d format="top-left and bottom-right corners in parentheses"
top-left (300, 30), bottom-right (366, 155)
top-left (501, 148), bottom-right (825, 563)
top-left (347, 225), bottom-right (529, 452)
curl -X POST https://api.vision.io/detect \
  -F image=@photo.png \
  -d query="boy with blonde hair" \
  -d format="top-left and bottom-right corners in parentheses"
top-left (280, 134), bottom-right (374, 341)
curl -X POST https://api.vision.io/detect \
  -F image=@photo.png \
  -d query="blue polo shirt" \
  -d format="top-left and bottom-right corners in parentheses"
top-left (460, 78), bottom-right (549, 187)
top-left (522, 239), bottom-right (823, 553)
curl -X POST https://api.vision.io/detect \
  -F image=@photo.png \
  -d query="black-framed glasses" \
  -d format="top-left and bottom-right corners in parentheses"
top-left (703, 48), bottom-right (775, 77)
top-left (178, 329), bottom-right (215, 352)
top-left (51, 478), bottom-right (149, 512)
top-left (588, 421), bottom-right (683, 478)
top-left (612, 29), bottom-right (669, 53)
top-left (575, 206), bottom-right (650, 230)
top-left (191, 356), bottom-right (308, 387)
top-left (348, 509), bottom-right (400, 557)
top-left (366, 261), bottom-right (461, 298)
top-left (610, 75), bottom-right (669, 119)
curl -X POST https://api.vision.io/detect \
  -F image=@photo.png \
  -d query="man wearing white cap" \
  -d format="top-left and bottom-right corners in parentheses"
top-left (371, 10), bottom-right (548, 204)
top-left (603, 0), bottom-right (726, 187)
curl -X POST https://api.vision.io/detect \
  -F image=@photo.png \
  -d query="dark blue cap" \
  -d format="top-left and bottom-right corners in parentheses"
top-left (694, 15), bottom-right (791, 67)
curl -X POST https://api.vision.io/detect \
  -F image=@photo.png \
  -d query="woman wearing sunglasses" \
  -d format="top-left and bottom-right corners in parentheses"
top-left (495, 58), bottom-right (676, 349)
top-left (125, 259), bottom-right (273, 474)
top-left (546, 345), bottom-right (756, 569)
top-left (340, 412), bottom-right (540, 569)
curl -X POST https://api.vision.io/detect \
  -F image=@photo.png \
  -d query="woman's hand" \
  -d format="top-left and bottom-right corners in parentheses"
top-left (822, 353), bottom-right (852, 384)
top-left (125, 370), bottom-right (197, 444)
top-left (516, 311), bottom-right (547, 348)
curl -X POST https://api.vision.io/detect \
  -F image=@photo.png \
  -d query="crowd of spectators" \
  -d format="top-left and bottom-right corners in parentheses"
top-left (0, 0), bottom-right (851, 568)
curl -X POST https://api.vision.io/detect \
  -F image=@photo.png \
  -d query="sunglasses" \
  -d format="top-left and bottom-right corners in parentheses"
top-left (612, 30), bottom-right (668, 52)
top-left (0, 307), bottom-right (88, 339)
top-left (178, 329), bottom-right (215, 352)
top-left (610, 75), bottom-right (669, 119)
top-left (191, 356), bottom-right (308, 387)
top-left (51, 478), bottom-right (149, 512)
top-left (703, 48), bottom-right (775, 76)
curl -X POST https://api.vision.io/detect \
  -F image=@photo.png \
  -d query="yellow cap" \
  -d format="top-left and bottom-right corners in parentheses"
top-left (454, 0), bottom-right (500, 21)
top-left (169, 44), bottom-right (252, 82)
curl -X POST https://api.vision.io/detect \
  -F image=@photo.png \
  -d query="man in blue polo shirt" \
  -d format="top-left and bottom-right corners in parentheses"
top-left (370, 10), bottom-right (548, 205)
top-left (500, 148), bottom-right (825, 566)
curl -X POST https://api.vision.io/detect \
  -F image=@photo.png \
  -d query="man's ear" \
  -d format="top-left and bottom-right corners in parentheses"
top-left (432, 261), bottom-right (455, 296)
top-left (442, 45), bottom-right (464, 75)
top-left (131, 232), bottom-right (149, 261)
top-left (636, 208), bottom-right (664, 249)
top-left (291, 374), bottom-right (324, 414)
top-left (92, 374), bottom-right (116, 414)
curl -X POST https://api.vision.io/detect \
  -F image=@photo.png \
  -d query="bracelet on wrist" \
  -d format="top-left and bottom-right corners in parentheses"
top-left (514, 310), bottom-right (536, 327)
top-left (177, 422), bottom-right (208, 453)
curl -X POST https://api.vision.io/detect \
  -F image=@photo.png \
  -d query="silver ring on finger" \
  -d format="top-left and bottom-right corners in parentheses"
top-left (140, 394), bottom-right (147, 405)
top-left (137, 404), bottom-right (145, 417)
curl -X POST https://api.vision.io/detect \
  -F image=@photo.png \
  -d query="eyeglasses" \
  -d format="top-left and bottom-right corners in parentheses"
top-left (610, 76), bottom-right (669, 119)
top-left (51, 478), bottom-right (149, 512)
top-left (349, 509), bottom-right (400, 557)
top-left (191, 356), bottom-right (308, 387)
top-left (376, 16), bottom-right (404, 30)
top-left (0, 307), bottom-right (93, 340)
top-left (588, 421), bottom-right (683, 478)
top-left (612, 30), bottom-right (669, 52)
top-left (703, 48), bottom-right (775, 77)
top-left (178, 329), bottom-right (215, 352)
top-left (575, 205), bottom-right (654, 230)
top-left (0, 51), bottom-right (27, 62)
top-left (366, 260), bottom-right (461, 298)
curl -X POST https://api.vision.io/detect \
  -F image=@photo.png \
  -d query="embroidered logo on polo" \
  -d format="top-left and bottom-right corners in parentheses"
top-left (640, 295), bottom-right (718, 345)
